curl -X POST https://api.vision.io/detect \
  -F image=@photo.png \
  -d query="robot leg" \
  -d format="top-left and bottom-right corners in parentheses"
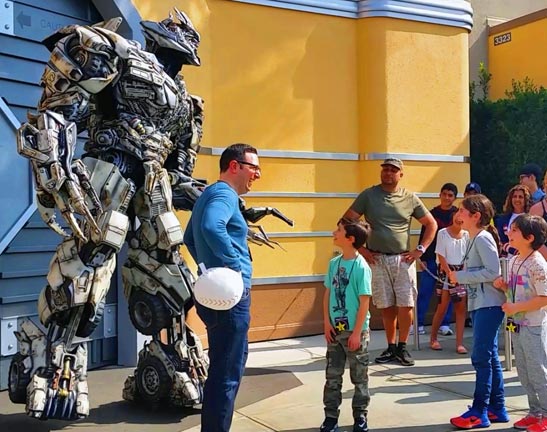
top-left (122, 221), bottom-right (207, 405)
top-left (123, 324), bottom-right (207, 408)
top-left (8, 237), bottom-right (119, 420)
top-left (11, 317), bottom-right (90, 420)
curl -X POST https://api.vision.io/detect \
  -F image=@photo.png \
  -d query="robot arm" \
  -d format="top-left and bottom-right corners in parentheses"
top-left (17, 111), bottom-right (101, 241)
top-left (18, 23), bottom-right (123, 240)
top-left (169, 94), bottom-right (207, 211)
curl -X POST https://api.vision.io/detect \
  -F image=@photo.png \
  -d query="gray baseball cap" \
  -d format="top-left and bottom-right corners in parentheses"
top-left (381, 157), bottom-right (403, 170)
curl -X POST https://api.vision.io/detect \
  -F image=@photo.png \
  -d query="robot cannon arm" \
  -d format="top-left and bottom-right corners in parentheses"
top-left (17, 111), bottom-right (101, 241)
top-left (170, 173), bottom-right (207, 211)
top-left (242, 206), bottom-right (294, 226)
top-left (240, 203), bottom-right (294, 250)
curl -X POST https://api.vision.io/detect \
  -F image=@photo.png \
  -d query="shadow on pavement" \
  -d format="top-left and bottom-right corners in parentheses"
top-left (279, 424), bottom-right (462, 432)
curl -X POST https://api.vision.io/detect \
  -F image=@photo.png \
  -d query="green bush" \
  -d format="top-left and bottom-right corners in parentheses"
top-left (470, 65), bottom-right (547, 211)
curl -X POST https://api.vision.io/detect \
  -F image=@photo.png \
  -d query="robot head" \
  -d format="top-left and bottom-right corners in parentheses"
top-left (140, 8), bottom-right (201, 66)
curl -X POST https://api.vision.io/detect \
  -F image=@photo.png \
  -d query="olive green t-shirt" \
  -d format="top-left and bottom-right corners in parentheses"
top-left (351, 185), bottom-right (429, 254)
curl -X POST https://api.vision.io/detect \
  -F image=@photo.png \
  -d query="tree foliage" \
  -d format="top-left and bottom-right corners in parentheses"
top-left (470, 66), bottom-right (547, 211)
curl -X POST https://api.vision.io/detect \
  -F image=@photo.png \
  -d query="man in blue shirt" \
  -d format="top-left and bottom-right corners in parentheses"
top-left (184, 143), bottom-right (261, 432)
top-left (520, 163), bottom-right (546, 204)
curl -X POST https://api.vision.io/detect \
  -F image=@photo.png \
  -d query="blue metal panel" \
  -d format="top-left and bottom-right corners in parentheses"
top-left (0, 54), bottom-right (45, 83)
top-left (17, 0), bottom-right (102, 21)
top-left (10, 2), bottom-right (92, 42)
top-left (0, 98), bottom-right (35, 255)
top-left (0, 276), bottom-right (43, 300)
top-left (0, 34), bottom-right (50, 62)
top-left (6, 227), bottom-right (65, 250)
top-left (0, 79), bottom-right (42, 107)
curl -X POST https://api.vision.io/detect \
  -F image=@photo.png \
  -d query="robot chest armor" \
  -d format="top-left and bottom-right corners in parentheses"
top-left (117, 57), bottom-right (182, 118)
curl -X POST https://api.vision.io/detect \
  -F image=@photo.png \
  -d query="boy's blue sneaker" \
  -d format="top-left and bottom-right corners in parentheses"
top-left (353, 414), bottom-right (369, 432)
top-left (450, 407), bottom-right (491, 429)
top-left (319, 417), bottom-right (338, 432)
top-left (487, 407), bottom-right (510, 423)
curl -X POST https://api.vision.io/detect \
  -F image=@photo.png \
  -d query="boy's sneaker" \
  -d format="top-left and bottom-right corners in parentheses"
top-left (375, 346), bottom-right (397, 364)
top-left (439, 325), bottom-right (454, 336)
top-left (513, 414), bottom-right (541, 430)
top-left (319, 417), bottom-right (338, 432)
top-left (353, 414), bottom-right (368, 432)
top-left (395, 345), bottom-right (415, 366)
top-left (450, 407), bottom-right (490, 429)
top-left (486, 407), bottom-right (509, 423)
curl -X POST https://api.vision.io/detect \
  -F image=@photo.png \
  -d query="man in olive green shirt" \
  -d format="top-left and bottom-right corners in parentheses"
top-left (342, 158), bottom-right (437, 366)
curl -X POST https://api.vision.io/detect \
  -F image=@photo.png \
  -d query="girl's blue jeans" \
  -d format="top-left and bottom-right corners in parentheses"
top-left (470, 306), bottom-right (505, 413)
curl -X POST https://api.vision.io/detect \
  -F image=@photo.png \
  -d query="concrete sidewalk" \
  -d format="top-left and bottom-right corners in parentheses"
top-left (0, 328), bottom-right (528, 432)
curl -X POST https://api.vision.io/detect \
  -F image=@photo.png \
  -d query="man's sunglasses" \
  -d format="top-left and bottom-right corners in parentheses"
top-left (236, 160), bottom-right (261, 172)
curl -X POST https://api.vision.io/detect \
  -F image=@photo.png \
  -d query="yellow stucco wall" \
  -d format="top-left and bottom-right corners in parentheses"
top-left (489, 17), bottom-right (547, 100)
top-left (133, 0), bottom-right (470, 279)
top-left (357, 18), bottom-right (470, 159)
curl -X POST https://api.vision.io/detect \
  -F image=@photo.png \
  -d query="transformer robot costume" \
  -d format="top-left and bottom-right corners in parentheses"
top-left (9, 10), bottom-right (208, 420)
top-left (10, 8), bottom-right (293, 421)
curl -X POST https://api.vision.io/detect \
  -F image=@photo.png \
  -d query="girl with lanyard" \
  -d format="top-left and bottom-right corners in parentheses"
top-left (494, 214), bottom-right (547, 431)
top-left (448, 194), bottom-right (508, 430)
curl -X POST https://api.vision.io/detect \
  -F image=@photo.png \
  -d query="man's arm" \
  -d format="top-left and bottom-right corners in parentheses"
top-left (341, 208), bottom-right (362, 222)
top-left (402, 212), bottom-right (437, 263)
top-left (417, 213), bottom-right (437, 250)
top-left (183, 217), bottom-right (197, 262)
top-left (200, 192), bottom-right (242, 271)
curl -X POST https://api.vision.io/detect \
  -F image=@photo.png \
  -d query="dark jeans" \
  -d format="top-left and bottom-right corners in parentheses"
top-left (470, 306), bottom-right (505, 413)
top-left (196, 288), bottom-right (251, 432)
top-left (417, 259), bottom-right (452, 327)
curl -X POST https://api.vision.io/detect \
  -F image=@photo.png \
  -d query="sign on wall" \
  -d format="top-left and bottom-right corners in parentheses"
top-left (493, 32), bottom-right (512, 46)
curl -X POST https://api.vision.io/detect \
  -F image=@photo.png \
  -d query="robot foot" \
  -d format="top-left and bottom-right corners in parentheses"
top-left (122, 340), bottom-right (206, 408)
top-left (26, 373), bottom-right (89, 420)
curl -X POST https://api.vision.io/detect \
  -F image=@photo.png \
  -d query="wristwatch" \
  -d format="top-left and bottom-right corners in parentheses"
top-left (416, 244), bottom-right (426, 254)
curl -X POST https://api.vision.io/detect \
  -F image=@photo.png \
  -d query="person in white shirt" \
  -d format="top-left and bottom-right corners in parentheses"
top-left (430, 209), bottom-right (469, 354)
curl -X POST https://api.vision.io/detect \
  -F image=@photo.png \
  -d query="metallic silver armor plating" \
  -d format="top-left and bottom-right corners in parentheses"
top-left (10, 10), bottom-right (208, 420)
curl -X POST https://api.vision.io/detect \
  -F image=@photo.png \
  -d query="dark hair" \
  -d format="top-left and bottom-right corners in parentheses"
top-left (338, 219), bottom-right (370, 249)
top-left (511, 214), bottom-right (547, 250)
top-left (440, 182), bottom-right (458, 196)
top-left (461, 194), bottom-right (501, 251)
top-left (520, 163), bottom-right (543, 182)
top-left (503, 184), bottom-right (532, 214)
top-left (448, 206), bottom-right (458, 222)
top-left (219, 143), bottom-right (258, 173)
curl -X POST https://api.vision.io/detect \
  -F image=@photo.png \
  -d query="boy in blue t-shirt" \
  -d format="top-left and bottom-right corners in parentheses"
top-left (320, 219), bottom-right (372, 432)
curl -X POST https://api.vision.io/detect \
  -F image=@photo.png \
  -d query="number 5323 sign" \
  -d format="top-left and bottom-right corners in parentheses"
top-left (494, 32), bottom-right (512, 46)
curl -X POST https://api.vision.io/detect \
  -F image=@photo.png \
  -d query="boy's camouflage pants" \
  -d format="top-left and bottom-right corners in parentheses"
top-left (323, 330), bottom-right (370, 419)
